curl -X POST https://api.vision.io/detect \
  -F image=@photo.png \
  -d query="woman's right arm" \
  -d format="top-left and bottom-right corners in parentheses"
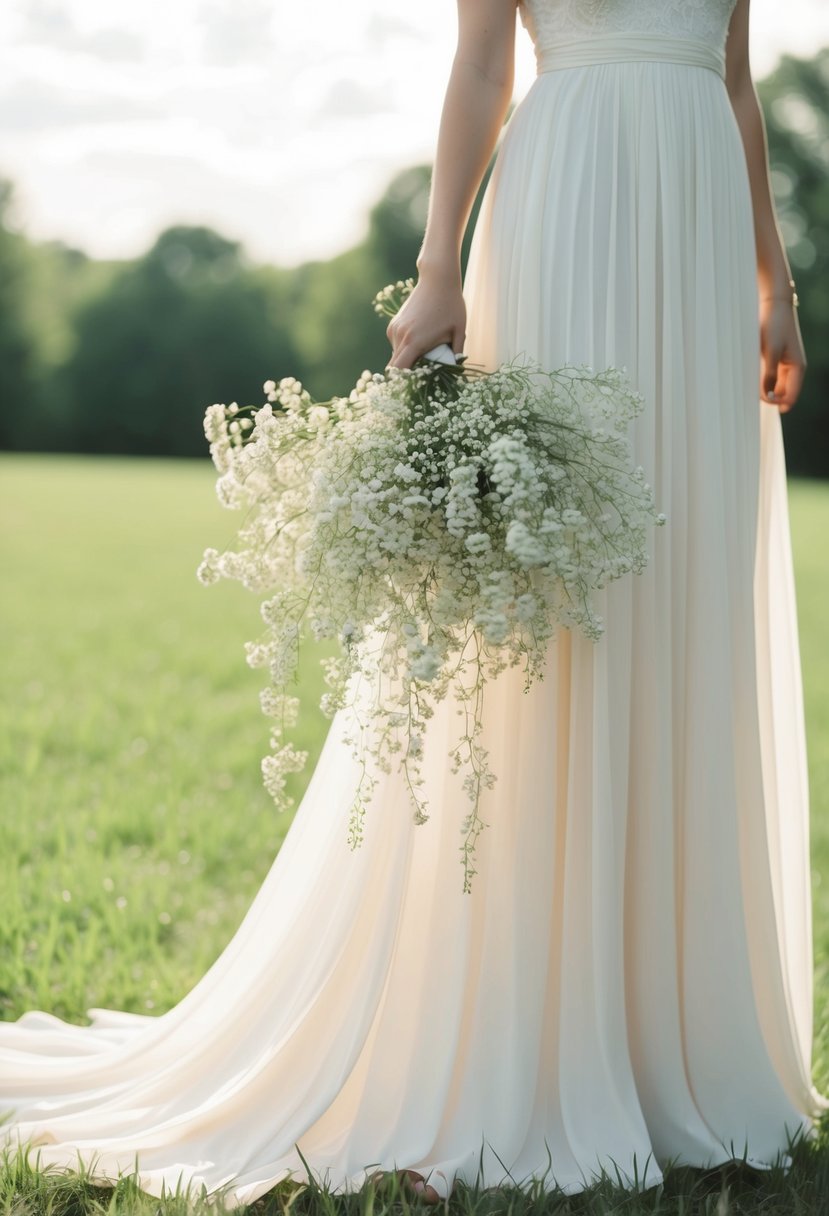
top-left (386, 0), bottom-right (519, 369)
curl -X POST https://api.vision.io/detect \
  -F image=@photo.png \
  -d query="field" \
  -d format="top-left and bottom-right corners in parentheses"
top-left (1, 454), bottom-right (828, 1214)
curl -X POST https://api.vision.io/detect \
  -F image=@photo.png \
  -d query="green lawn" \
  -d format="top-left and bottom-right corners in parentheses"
top-left (0, 455), bottom-right (334, 1024)
top-left (1, 454), bottom-right (828, 1215)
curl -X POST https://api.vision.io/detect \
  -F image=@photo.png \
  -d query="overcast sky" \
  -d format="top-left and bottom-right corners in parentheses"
top-left (2, 0), bottom-right (828, 267)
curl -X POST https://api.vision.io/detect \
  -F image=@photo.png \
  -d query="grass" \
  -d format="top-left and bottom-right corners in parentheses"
top-left (0, 455), bottom-right (333, 1022)
top-left (0, 453), bottom-right (828, 1215)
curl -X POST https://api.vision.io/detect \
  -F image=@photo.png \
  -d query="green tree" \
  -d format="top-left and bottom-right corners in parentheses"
top-left (758, 48), bottom-right (829, 475)
top-left (289, 156), bottom-right (495, 400)
top-left (59, 227), bottom-right (302, 457)
top-left (0, 180), bottom-right (38, 447)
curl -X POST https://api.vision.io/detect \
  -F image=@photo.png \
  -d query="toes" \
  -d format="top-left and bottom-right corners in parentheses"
top-left (411, 1177), bottom-right (443, 1204)
top-left (394, 1168), bottom-right (445, 1202)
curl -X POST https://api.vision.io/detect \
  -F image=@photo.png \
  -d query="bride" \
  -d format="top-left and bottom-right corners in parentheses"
top-left (2, 0), bottom-right (827, 1208)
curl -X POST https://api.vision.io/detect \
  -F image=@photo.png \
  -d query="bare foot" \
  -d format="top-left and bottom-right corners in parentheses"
top-left (366, 1166), bottom-right (445, 1203)
top-left (398, 1168), bottom-right (444, 1204)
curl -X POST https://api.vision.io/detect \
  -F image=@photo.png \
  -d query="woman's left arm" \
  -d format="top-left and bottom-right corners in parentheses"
top-left (725, 0), bottom-right (805, 412)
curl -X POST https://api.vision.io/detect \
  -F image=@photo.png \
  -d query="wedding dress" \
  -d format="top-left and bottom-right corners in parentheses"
top-left (2, 0), bottom-right (827, 1206)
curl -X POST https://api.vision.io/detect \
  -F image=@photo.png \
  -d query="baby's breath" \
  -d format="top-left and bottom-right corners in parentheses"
top-left (199, 285), bottom-right (667, 892)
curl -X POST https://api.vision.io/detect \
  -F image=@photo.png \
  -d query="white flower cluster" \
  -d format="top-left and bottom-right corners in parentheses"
top-left (199, 286), bottom-right (666, 892)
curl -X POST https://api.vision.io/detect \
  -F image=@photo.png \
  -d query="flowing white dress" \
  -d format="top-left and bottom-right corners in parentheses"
top-left (2, 0), bottom-right (827, 1206)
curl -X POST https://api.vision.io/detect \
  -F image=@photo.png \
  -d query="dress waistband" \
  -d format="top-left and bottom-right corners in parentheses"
top-left (535, 32), bottom-right (726, 80)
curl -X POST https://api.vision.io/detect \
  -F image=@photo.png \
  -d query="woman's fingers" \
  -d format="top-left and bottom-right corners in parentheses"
top-left (386, 319), bottom-right (421, 368)
top-left (773, 360), bottom-right (804, 413)
top-left (782, 359), bottom-right (804, 406)
top-left (761, 361), bottom-right (776, 401)
top-left (759, 300), bottom-right (806, 413)
top-left (384, 275), bottom-right (467, 368)
top-left (761, 355), bottom-right (787, 412)
top-left (387, 324), bottom-right (461, 369)
top-left (762, 353), bottom-right (804, 413)
top-left (388, 327), bottom-right (465, 369)
top-left (388, 341), bottom-right (423, 370)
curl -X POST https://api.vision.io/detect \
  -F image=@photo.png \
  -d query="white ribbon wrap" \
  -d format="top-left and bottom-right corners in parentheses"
top-left (422, 343), bottom-right (458, 365)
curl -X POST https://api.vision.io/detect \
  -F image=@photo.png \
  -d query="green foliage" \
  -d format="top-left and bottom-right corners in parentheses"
top-left (0, 55), bottom-right (826, 472)
top-left (290, 160), bottom-right (492, 401)
top-left (54, 227), bottom-right (303, 457)
top-left (289, 245), bottom-right (391, 400)
top-left (757, 48), bottom-right (829, 476)
top-left (0, 181), bottom-right (39, 446)
top-left (0, 155), bottom-right (489, 459)
top-left (23, 241), bottom-right (119, 371)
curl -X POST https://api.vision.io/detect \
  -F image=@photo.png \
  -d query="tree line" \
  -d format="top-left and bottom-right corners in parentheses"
top-left (0, 49), bottom-right (826, 475)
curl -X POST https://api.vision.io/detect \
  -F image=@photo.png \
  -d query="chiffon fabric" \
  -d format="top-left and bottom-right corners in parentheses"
top-left (2, 1), bottom-right (827, 1206)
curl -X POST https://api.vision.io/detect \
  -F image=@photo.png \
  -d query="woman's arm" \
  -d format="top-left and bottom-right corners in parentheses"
top-left (725, 0), bottom-right (805, 412)
top-left (386, 0), bottom-right (518, 368)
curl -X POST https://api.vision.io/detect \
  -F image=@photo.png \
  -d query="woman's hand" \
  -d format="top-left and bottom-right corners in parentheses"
top-left (386, 266), bottom-right (467, 369)
top-left (759, 298), bottom-right (806, 413)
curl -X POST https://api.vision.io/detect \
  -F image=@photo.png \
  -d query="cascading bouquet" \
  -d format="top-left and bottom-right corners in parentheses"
top-left (198, 279), bottom-right (666, 891)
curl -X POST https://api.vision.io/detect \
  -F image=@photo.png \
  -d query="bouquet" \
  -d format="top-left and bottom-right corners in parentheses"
top-left (199, 280), bottom-right (666, 891)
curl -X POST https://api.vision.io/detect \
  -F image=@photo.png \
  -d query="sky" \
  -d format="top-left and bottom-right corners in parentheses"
top-left (2, 0), bottom-right (828, 268)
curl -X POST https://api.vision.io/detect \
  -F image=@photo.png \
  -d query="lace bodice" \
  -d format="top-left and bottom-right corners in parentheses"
top-left (519, 0), bottom-right (737, 50)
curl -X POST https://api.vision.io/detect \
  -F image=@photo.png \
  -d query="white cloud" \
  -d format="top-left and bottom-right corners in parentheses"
top-left (0, 79), bottom-right (160, 131)
top-left (316, 78), bottom-right (394, 121)
top-left (198, 0), bottom-right (276, 67)
top-left (18, 0), bottom-right (74, 45)
top-left (366, 14), bottom-right (426, 47)
top-left (15, 0), bottom-right (145, 61)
